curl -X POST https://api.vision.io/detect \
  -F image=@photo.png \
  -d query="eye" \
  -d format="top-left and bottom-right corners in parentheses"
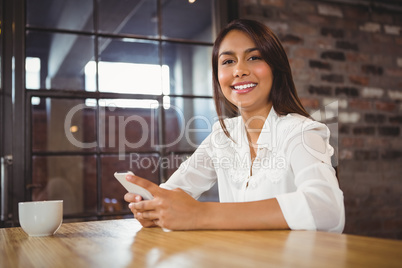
top-left (222, 59), bottom-right (235, 65)
top-left (249, 56), bottom-right (262, 61)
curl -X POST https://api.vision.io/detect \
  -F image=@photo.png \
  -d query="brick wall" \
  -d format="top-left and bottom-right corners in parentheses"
top-left (239, 0), bottom-right (402, 239)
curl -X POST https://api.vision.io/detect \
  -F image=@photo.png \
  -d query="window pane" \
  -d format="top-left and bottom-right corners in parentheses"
top-left (32, 98), bottom-right (97, 152)
top-left (98, 99), bottom-right (159, 153)
top-left (26, 31), bottom-right (95, 90)
top-left (101, 154), bottom-right (160, 212)
top-left (165, 97), bottom-right (217, 152)
top-left (32, 155), bottom-right (97, 215)
top-left (98, 38), bottom-right (160, 94)
top-left (163, 42), bottom-right (212, 96)
top-left (161, 0), bottom-right (214, 42)
top-left (98, 0), bottom-right (157, 37)
top-left (26, 0), bottom-right (93, 32)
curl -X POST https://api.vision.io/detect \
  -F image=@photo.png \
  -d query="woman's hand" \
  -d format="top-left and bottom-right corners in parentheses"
top-left (124, 193), bottom-right (156, 228)
top-left (123, 174), bottom-right (204, 230)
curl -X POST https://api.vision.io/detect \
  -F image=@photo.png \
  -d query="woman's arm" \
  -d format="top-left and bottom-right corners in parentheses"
top-left (125, 175), bottom-right (289, 230)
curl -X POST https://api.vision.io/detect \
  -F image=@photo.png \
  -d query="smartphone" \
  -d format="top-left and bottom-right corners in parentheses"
top-left (113, 171), bottom-right (154, 200)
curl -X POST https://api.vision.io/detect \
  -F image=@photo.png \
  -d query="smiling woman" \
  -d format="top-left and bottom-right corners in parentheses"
top-left (217, 30), bottom-right (273, 116)
top-left (124, 19), bottom-right (345, 233)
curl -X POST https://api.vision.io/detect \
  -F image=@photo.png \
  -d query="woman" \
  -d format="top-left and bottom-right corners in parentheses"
top-left (124, 19), bottom-right (345, 232)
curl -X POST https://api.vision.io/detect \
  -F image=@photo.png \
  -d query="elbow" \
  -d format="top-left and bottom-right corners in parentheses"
top-left (305, 191), bottom-right (345, 233)
top-left (314, 199), bottom-right (345, 233)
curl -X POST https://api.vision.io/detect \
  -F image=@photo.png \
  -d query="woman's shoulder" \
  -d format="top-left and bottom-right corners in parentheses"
top-left (274, 112), bottom-right (330, 143)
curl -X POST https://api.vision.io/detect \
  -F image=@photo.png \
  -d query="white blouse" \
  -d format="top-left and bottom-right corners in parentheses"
top-left (160, 108), bottom-right (345, 233)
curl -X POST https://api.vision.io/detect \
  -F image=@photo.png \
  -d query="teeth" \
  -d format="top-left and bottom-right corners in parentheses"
top-left (233, 83), bottom-right (256, 90)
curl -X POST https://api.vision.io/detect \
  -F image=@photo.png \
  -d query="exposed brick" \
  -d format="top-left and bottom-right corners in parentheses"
top-left (339, 149), bottom-right (353, 160)
top-left (372, 33), bottom-right (394, 44)
top-left (365, 137), bottom-right (391, 147)
top-left (240, 0), bottom-right (259, 5)
top-left (317, 3), bottom-right (343, 18)
top-left (260, 0), bottom-right (285, 7)
top-left (378, 126), bottom-right (400, 136)
top-left (243, 6), bottom-right (265, 17)
top-left (339, 112), bottom-right (360, 123)
top-left (371, 55), bottom-right (394, 67)
top-left (289, 59), bottom-right (306, 75)
top-left (388, 90), bottom-right (402, 101)
top-left (299, 97), bottom-right (320, 109)
top-left (389, 116), bottom-right (402, 124)
top-left (349, 75), bottom-right (369, 86)
top-left (375, 101), bottom-right (396, 112)
top-left (321, 74), bottom-right (344, 83)
top-left (322, 98), bottom-right (347, 109)
top-left (382, 150), bottom-right (402, 160)
top-left (361, 87), bottom-right (384, 98)
top-left (289, 1), bottom-right (315, 13)
top-left (294, 47), bottom-right (317, 59)
top-left (265, 21), bottom-right (289, 33)
top-left (353, 126), bottom-right (375, 135)
top-left (321, 28), bottom-right (344, 38)
top-left (280, 34), bottom-right (303, 44)
top-left (349, 99), bottom-right (372, 110)
top-left (309, 60), bottom-right (332, 70)
top-left (310, 37), bottom-right (333, 50)
top-left (292, 23), bottom-right (318, 36)
top-left (306, 14), bottom-right (329, 25)
top-left (372, 11), bottom-right (394, 25)
top-left (355, 150), bottom-right (379, 160)
top-left (321, 51), bottom-right (346, 61)
top-left (343, 6), bottom-right (369, 20)
top-left (397, 58), bottom-right (402, 68)
top-left (361, 65), bottom-right (383, 75)
top-left (339, 125), bottom-right (350, 134)
top-left (335, 87), bottom-right (359, 97)
top-left (359, 22), bottom-right (381, 33)
top-left (384, 25), bottom-right (401, 35)
top-left (341, 137), bottom-right (365, 148)
top-left (336, 41), bottom-right (358, 51)
top-left (346, 53), bottom-right (370, 63)
top-left (385, 68), bottom-right (402, 77)
top-left (308, 85), bottom-right (332, 95)
top-left (365, 114), bottom-right (386, 124)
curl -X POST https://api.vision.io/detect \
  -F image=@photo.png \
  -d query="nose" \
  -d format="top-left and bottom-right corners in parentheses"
top-left (233, 60), bottom-right (250, 77)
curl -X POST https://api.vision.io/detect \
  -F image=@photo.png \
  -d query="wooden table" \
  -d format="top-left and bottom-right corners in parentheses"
top-left (1, 219), bottom-right (401, 267)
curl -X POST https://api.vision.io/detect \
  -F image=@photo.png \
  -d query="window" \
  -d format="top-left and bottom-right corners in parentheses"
top-left (24, 0), bottom-right (222, 221)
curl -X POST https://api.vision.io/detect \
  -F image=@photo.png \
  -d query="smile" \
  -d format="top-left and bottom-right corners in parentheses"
top-left (231, 83), bottom-right (257, 93)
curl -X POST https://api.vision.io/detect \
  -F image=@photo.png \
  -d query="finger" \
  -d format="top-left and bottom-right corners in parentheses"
top-left (135, 210), bottom-right (159, 221)
top-left (136, 217), bottom-right (157, 228)
top-left (132, 199), bottom-right (157, 212)
top-left (124, 193), bottom-right (143, 203)
top-left (126, 175), bottom-right (161, 196)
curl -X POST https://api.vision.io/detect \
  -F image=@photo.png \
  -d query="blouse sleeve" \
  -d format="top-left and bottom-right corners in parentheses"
top-left (159, 133), bottom-right (217, 200)
top-left (276, 131), bottom-right (345, 233)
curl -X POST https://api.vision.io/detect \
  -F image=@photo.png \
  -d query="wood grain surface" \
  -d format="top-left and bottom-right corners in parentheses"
top-left (1, 219), bottom-right (401, 267)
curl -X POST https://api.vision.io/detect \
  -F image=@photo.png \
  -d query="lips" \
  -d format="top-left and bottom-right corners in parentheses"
top-left (231, 83), bottom-right (257, 94)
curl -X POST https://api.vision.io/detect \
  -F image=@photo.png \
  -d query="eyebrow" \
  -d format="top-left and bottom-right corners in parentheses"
top-left (218, 47), bottom-right (259, 58)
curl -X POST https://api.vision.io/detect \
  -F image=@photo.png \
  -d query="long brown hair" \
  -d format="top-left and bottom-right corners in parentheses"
top-left (212, 19), bottom-right (309, 138)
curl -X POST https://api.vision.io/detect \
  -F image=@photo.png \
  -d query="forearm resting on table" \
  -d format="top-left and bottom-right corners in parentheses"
top-left (197, 198), bottom-right (289, 230)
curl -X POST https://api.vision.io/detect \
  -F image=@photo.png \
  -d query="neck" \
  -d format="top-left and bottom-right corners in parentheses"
top-left (240, 104), bottom-right (272, 145)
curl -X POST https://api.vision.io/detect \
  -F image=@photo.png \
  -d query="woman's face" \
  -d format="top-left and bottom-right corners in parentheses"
top-left (217, 30), bottom-right (273, 115)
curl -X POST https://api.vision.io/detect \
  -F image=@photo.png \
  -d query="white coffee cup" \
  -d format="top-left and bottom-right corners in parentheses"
top-left (18, 200), bottom-right (63, 236)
